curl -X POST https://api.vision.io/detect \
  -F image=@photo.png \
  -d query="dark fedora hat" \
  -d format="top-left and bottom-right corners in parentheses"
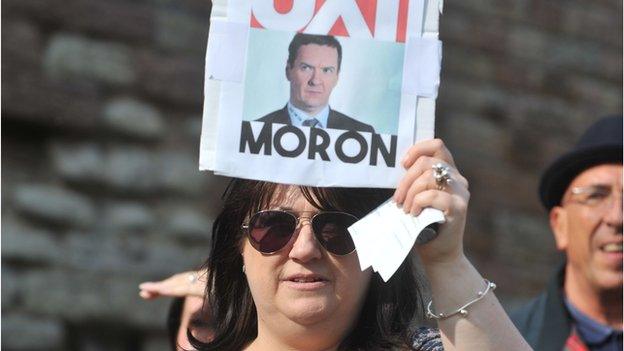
top-left (539, 115), bottom-right (623, 210)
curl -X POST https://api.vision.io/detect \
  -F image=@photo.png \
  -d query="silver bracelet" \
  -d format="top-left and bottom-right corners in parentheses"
top-left (426, 279), bottom-right (497, 320)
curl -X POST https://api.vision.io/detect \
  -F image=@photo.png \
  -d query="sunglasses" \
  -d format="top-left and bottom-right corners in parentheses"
top-left (241, 210), bottom-right (359, 255)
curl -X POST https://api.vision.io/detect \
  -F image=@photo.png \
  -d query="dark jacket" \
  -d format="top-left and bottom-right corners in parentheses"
top-left (511, 266), bottom-right (574, 351)
top-left (256, 105), bottom-right (375, 133)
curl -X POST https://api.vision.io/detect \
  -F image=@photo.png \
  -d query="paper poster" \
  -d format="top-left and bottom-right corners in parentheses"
top-left (200, 0), bottom-right (442, 188)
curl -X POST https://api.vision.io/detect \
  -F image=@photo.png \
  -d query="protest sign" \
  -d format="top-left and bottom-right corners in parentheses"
top-left (200, 0), bottom-right (442, 188)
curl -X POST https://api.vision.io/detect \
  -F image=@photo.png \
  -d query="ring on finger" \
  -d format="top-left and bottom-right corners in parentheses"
top-left (432, 163), bottom-right (452, 191)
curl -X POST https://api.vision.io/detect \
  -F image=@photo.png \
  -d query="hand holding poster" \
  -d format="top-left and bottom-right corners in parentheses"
top-left (200, 0), bottom-right (444, 280)
top-left (200, 0), bottom-right (442, 188)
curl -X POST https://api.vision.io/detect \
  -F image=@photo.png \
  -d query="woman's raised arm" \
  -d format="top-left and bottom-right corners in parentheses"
top-left (394, 139), bottom-right (531, 351)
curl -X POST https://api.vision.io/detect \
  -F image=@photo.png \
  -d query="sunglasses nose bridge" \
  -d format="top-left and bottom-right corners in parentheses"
top-left (294, 213), bottom-right (315, 229)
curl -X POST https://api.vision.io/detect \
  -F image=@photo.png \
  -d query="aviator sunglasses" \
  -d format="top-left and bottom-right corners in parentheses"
top-left (241, 210), bottom-right (359, 255)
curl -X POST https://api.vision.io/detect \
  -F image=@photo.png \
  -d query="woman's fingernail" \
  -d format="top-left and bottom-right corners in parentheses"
top-left (401, 155), bottom-right (411, 168)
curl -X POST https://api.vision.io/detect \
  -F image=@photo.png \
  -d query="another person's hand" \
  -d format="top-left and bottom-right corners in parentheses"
top-left (393, 139), bottom-right (470, 266)
top-left (139, 270), bottom-right (207, 299)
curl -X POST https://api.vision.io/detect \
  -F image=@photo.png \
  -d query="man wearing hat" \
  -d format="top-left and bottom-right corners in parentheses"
top-left (512, 115), bottom-right (623, 351)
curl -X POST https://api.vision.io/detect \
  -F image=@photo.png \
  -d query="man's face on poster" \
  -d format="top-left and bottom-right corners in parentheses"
top-left (286, 44), bottom-right (339, 115)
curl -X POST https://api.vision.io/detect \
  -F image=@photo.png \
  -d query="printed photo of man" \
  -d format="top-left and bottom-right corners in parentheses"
top-left (256, 33), bottom-right (375, 133)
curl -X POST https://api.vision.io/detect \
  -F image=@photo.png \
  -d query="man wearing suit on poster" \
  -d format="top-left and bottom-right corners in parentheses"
top-left (256, 33), bottom-right (375, 133)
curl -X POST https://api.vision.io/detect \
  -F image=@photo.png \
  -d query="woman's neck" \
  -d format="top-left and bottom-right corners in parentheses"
top-left (245, 318), bottom-right (343, 351)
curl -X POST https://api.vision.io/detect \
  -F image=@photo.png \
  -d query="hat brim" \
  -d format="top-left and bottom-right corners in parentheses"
top-left (539, 145), bottom-right (622, 209)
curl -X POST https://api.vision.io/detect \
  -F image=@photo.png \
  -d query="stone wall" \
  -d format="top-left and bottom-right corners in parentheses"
top-left (2, 0), bottom-right (622, 349)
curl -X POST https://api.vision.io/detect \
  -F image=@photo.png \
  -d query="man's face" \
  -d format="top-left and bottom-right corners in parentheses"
top-left (551, 164), bottom-right (623, 292)
top-left (286, 44), bottom-right (339, 115)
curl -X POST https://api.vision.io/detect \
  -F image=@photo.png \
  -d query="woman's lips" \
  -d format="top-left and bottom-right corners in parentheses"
top-left (282, 274), bottom-right (330, 290)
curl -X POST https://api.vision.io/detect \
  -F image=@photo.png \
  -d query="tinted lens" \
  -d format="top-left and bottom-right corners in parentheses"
top-left (248, 211), bottom-right (297, 253)
top-left (312, 212), bottom-right (358, 255)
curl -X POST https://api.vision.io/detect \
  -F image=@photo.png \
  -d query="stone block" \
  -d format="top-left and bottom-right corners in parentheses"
top-left (2, 19), bottom-right (42, 68)
top-left (135, 50), bottom-right (203, 106)
top-left (148, 0), bottom-right (212, 17)
top-left (162, 205), bottom-right (212, 241)
top-left (441, 13), bottom-right (507, 55)
top-left (61, 231), bottom-right (132, 273)
top-left (102, 147), bottom-right (160, 193)
top-left (2, 312), bottom-right (65, 350)
top-left (446, 0), bottom-right (528, 20)
top-left (564, 75), bottom-right (622, 109)
top-left (438, 78), bottom-right (510, 114)
top-left (491, 210), bottom-right (557, 269)
top-left (183, 115), bottom-right (203, 139)
top-left (103, 202), bottom-right (155, 233)
top-left (2, 69), bottom-right (101, 131)
top-left (506, 25), bottom-right (549, 62)
top-left (442, 113), bottom-right (508, 163)
top-left (561, 2), bottom-right (621, 46)
top-left (2, 268), bottom-right (18, 310)
top-left (50, 142), bottom-right (104, 184)
top-left (142, 239), bottom-right (209, 275)
top-left (158, 151), bottom-right (206, 195)
top-left (58, 0), bottom-right (155, 43)
top-left (155, 9), bottom-right (208, 53)
top-left (103, 97), bottom-right (166, 139)
top-left (21, 269), bottom-right (169, 330)
top-left (1, 216), bottom-right (63, 264)
top-left (44, 33), bottom-right (135, 86)
top-left (4, 0), bottom-right (154, 42)
top-left (442, 46), bottom-right (495, 81)
top-left (13, 184), bottom-right (96, 228)
top-left (142, 335), bottom-right (170, 351)
top-left (59, 228), bottom-right (207, 277)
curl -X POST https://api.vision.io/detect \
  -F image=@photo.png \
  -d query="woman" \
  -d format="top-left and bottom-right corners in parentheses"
top-left (144, 139), bottom-right (530, 350)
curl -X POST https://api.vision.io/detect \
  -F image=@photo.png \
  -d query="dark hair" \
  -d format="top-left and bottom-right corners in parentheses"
top-left (287, 33), bottom-right (343, 71)
top-left (192, 179), bottom-right (425, 350)
top-left (167, 297), bottom-right (185, 350)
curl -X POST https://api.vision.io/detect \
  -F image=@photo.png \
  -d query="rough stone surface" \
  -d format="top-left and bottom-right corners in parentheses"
top-left (102, 147), bottom-right (161, 193)
top-left (155, 9), bottom-right (208, 53)
top-left (44, 33), bottom-right (136, 86)
top-left (2, 216), bottom-right (63, 264)
top-left (103, 97), bottom-right (166, 139)
top-left (162, 205), bottom-right (212, 241)
top-left (103, 202), bottom-right (155, 233)
top-left (50, 142), bottom-right (104, 184)
top-left (21, 269), bottom-right (168, 329)
top-left (142, 335), bottom-right (171, 351)
top-left (2, 0), bottom-right (621, 347)
top-left (158, 151), bottom-right (206, 195)
top-left (2, 313), bottom-right (65, 350)
top-left (2, 268), bottom-right (19, 310)
top-left (182, 115), bottom-right (203, 138)
top-left (136, 50), bottom-right (204, 106)
top-left (13, 184), bottom-right (96, 228)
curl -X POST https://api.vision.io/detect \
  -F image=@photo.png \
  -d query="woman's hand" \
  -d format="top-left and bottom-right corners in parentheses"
top-left (393, 139), bottom-right (470, 266)
top-left (139, 269), bottom-right (207, 299)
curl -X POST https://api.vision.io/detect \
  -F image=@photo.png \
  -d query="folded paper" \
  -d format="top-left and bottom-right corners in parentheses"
top-left (349, 201), bottom-right (445, 281)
